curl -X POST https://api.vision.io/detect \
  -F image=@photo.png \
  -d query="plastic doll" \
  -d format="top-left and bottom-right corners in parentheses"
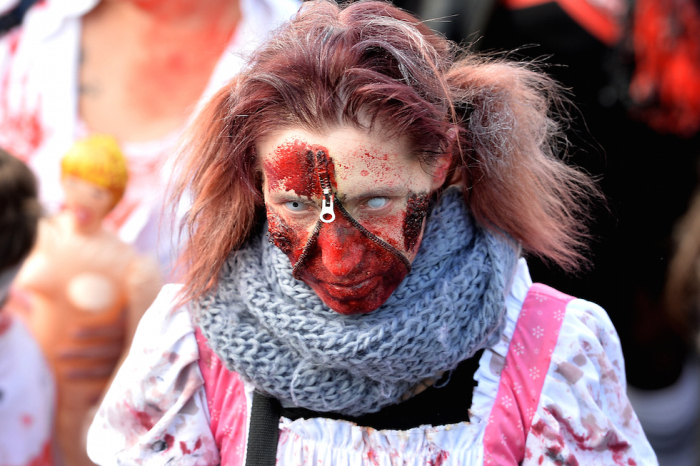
top-left (14, 135), bottom-right (160, 466)
top-left (0, 148), bottom-right (54, 466)
top-left (87, 2), bottom-right (657, 465)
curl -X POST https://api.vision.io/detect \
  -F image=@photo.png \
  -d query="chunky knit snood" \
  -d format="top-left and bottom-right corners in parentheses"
top-left (196, 187), bottom-right (519, 416)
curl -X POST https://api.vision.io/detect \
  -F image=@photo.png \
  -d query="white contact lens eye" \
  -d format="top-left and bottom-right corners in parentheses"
top-left (285, 201), bottom-right (306, 212)
top-left (367, 197), bottom-right (388, 209)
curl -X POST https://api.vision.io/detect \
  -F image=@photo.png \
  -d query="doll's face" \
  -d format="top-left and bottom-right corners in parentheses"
top-left (62, 176), bottom-right (115, 233)
top-left (258, 127), bottom-right (450, 315)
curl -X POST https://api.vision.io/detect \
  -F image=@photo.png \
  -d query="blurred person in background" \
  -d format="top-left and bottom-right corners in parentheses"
top-left (0, 147), bottom-right (54, 466)
top-left (391, 0), bottom-right (700, 464)
top-left (11, 135), bottom-right (160, 466)
top-left (667, 195), bottom-right (700, 351)
top-left (0, 0), bottom-right (300, 274)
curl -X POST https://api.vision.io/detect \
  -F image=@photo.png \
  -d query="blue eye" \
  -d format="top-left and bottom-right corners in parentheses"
top-left (367, 197), bottom-right (388, 209)
top-left (284, 200), bottom-right (307, 212)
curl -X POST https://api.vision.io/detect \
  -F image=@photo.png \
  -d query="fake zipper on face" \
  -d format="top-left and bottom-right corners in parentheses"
top-left (315, 150), bottom-right (335, 223)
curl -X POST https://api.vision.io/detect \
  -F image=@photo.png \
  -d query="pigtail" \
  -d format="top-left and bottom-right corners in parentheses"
top-left (448, 57), bottom-right (601, 270)
top-left (172, 79), bottom-right (264, 302)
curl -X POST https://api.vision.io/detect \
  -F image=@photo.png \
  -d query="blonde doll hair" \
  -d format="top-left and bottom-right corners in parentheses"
top-left (61, 135), bottom-right (128, 207)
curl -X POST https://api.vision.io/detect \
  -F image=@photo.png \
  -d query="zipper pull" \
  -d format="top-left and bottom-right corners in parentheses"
top-left (315, 150), bottom-right (336, 223)
top-left (320, 188), bottom-right (335, 223)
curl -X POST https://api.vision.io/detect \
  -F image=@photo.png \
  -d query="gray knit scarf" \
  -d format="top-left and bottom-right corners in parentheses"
top-left (196, 187), bottom-right (519, 416)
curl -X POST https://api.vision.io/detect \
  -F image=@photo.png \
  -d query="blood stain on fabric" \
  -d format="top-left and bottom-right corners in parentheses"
top-left (572, 353), bottom-right (587, 366)
top-left (135, 411), bottom-right (154, 430)
top-left (555, 361), bottom-right (584, 384)
top-left (0, 72), bottom-right (47, 163)
top-left (429, 449), bottom-right (449, 466)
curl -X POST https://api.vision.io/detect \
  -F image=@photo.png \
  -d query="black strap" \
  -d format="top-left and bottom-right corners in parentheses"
top-left (243, 351), bottom-right (483, 464)
top-left (245, 391), bottom-right (282, 466)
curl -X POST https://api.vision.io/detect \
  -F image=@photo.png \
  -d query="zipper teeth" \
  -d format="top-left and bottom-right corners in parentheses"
top-left (315, 150), bottom-right (332, 193)
top-left (315, 150), bottom-right (335, 223)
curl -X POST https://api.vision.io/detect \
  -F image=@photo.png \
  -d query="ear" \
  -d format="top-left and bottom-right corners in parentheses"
top-left (430, 151), bottom-right (454, 191)
top-left (429, 126), bottom-right (457, 190)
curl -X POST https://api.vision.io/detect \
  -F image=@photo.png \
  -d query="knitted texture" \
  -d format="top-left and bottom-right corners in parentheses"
top-left (196, 187), bottom-right (519, 416)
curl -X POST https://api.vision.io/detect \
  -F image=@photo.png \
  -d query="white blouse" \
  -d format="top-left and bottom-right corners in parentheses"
top-left (87, 259), bottom-right (658, 465)
top-left (0, 316), bottom-right (54, 466)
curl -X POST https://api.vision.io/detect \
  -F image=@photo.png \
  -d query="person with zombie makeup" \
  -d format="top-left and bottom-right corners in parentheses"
top-left (0, 148), bottom-right (54, 466)
top-left (11, 135), bottom-right (161, 466)
top-left (87, 1), bottom-right (657, 465)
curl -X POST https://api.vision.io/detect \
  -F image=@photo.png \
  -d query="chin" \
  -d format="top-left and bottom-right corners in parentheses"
top-left (310, 284), bottom-right (393, 315)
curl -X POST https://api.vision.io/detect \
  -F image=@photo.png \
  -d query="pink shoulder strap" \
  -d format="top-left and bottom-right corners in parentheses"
top-left (482, 283), bottom-right (574, 465)
top-left (195, 329), bottom-right (248, 466)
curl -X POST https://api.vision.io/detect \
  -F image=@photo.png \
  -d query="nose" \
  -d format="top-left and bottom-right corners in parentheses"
top-left (316, 220), bottom-right (365, 277)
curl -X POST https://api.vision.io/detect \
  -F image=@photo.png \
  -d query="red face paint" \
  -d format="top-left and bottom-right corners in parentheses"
top-left (267, 197), bottom-right (412, 314)
top-left (261, 129), bottom-right (442, 315)
top-left (264, 149), bottom-right (415, 315)
top-left (264, 139), bottom-right (321, 265)
top-left (403, 193), bottom-right (430, 252)
top-left (294, 209), bottom-right (410, 315)
top-left (263, 139), bottom-right (322, 199)
top-left (267, 211), bottom-right (298, 256)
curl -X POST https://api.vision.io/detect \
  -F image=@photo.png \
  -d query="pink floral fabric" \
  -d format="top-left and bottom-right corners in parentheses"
top-left (195, 329), bottom-right (248, 466)
top-left (483, 284), bottom-right (573, 464)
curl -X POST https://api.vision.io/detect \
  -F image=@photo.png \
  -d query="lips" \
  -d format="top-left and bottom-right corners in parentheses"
top-left (318, 275), bottom-right (381, 300)
top-left (70, 205), bottom-right (94, 225)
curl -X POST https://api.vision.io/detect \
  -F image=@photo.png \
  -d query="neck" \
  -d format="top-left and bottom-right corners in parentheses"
top-left (62, 210), bottom-right (103, 237)
top-left (102, 0), bottom-right (241, 28)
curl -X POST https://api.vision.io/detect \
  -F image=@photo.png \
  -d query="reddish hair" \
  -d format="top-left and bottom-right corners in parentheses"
top-left (173, 0), bottom-right (600, 302)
